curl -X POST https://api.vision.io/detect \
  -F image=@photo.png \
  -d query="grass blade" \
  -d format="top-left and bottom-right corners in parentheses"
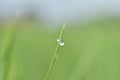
top-left (44, 22), bottom-right (66, 80)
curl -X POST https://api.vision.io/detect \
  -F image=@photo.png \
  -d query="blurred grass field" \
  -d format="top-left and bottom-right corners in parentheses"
top-left (0, 18), bottom-right (120, 80)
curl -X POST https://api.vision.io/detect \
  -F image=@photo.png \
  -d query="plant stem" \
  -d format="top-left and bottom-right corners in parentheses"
top-left (45, 22), bottom-right (66, 80)
top-left (59, 22), bottom-right (66, 39)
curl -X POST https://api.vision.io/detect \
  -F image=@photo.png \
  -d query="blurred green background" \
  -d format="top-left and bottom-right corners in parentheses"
top-left (1, 0), bottom-right (120, 80)
top-left (0, 18), bottom-right (120, 80)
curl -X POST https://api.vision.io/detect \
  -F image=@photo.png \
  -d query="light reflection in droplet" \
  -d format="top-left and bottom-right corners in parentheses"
top-left (56, 38), bottom-right (64, 46)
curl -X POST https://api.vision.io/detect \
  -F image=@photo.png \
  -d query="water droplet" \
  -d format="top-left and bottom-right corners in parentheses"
top-left (56, 38), bottom-right (65, 46)
top-left (59, 40), bottom-right (64, 46)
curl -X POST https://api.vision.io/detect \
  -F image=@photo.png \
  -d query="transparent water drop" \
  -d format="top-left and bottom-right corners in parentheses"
top-left (59, 40), bottom-right (64, 46)
top-left (56, 38), bottom-right (65, 46)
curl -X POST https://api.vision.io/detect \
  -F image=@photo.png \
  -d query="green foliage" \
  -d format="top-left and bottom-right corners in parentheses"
top-left (0, 19), bottom-right (120, 80)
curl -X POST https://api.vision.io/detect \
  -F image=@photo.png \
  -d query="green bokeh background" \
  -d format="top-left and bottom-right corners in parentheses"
top-left (0, 18), bottom-right (120, 80)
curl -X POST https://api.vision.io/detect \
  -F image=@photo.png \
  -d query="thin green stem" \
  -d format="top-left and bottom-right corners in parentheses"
top-left (59, 22), bottom-right (66, 39)
top-left (44, 22), bottom-right (66, 80)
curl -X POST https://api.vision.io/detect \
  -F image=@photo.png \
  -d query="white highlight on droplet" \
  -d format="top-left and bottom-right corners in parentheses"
top-left (56, 39), bottom-right (64, 46)
top-left (57, 39), bottom-right (60, 42)
top-left (59, 40), bottom-right (64, 46)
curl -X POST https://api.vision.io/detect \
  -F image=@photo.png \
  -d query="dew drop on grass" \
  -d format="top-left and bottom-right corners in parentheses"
top-left (59, 40), bottom-right (64, 46)
top-left (57, 39), bottom-right (64, 46)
